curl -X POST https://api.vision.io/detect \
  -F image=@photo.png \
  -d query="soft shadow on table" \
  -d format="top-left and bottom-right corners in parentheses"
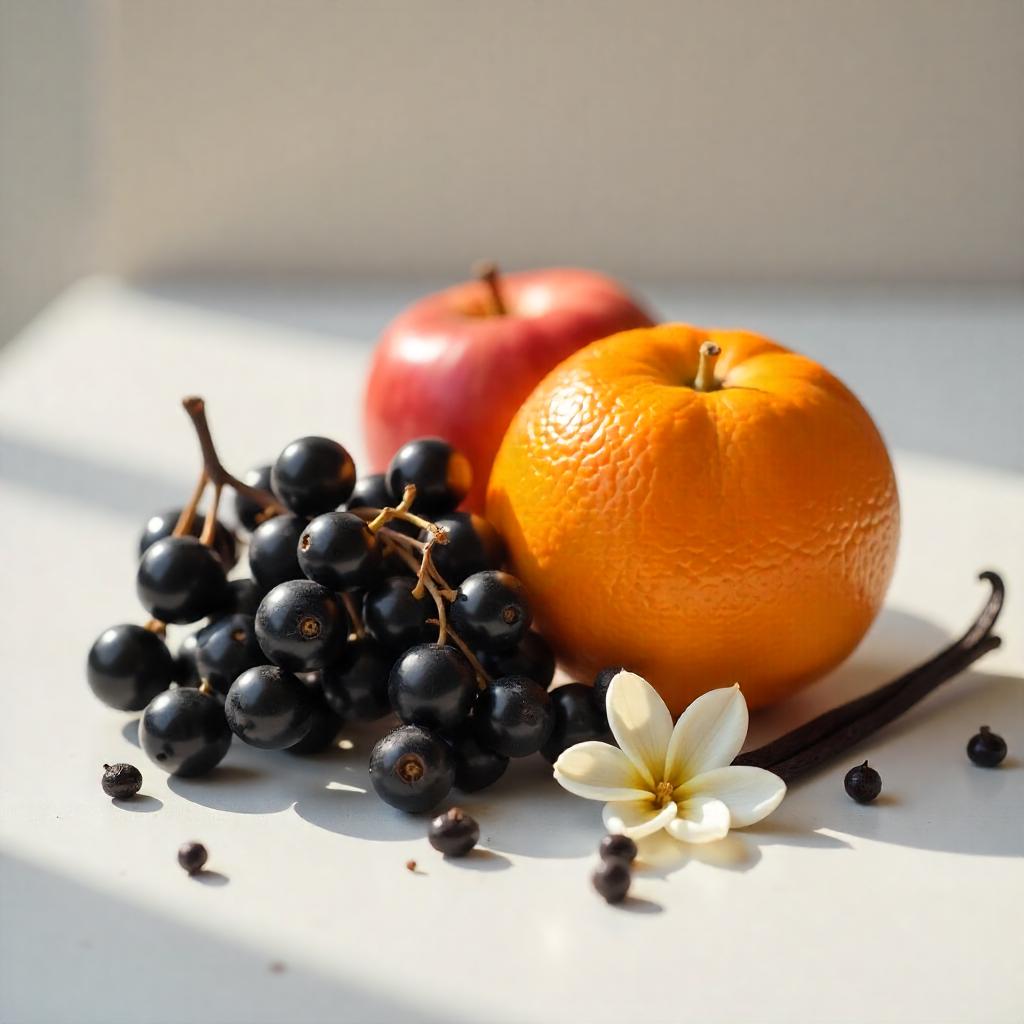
top-left (112, 794), bottom-right (163, 813)
top-left (121, 718), bottom-right (141, 747)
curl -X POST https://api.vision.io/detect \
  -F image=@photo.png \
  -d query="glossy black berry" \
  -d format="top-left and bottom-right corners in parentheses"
top-left (87, 624), bottom-right (175, 711)
top-left (592, 858), bottom-right (631, 904)
top-left (450, 571), bottom-right (531, 653)
top-left (101, 762), bottom-right (143, 800)
top-left (178, 841), bottom-right (208, 875)
top-left (388, 644), bottom-right (477, 732)
top-left (286, 684), bottom-right (342, 754)
top-left (369, 725), bottom-right (454, 813)
top-left (599, 834), bottom-right (638, 864)
top-left (424, 513), bottom-right (505, 586)
top-left (136, 536), bottom-right (229, 624)
top-left (248, 514), bottom-right (307, 590)
top-left (174, 631), bottom-right (203, 686)
top-left (591, 666), bottom-right (625, 729)
top-left (139, 508), bottom-right (238, 570)
top-left (474, 676), bottom-right (554, 758)
top-left (386, 438), bottom-right (472, 516)
top-left (232, 464), bottom-right (273, 533)
top-left (216, 577), bottom-right (266, 618)
top-left (317, 638), bottom-right (393, 721)
top-left (255, 580), bottom-right (349, 672)
top-left (541, 683), bottom-right (605, 762)
top-left (225, 665), bottom-right (314, 749)
top-left (428, 807), bottom-right (480, 857)
top-left (298, 511), bottom-right (380, 590)
top-left (844, 760), bottom-right (882, 804)
top-left (345, 472), bottom-right (395, 511)
top-left (272, 436), bottom-right (356, 517)
top-left (967, 726), bottom-right (1007, 767)
top-left (196, 614), bottom-right (264, 695)
top-left (478, 632), bottom-right (556, 689)
top-left (448, 726), bottom-right (509, 792)
top-left (363, 576), bottom-right (433, 652)
top-left (140, 687), bottom-right (232, 777)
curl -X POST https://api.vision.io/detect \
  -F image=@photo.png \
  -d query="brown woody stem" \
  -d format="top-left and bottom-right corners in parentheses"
top-left (172, 470), bottom-right (209, 538)
top-left (474, 260), bottom-right (507, 316)
top-left (198, 484), bottom-right (223, 547)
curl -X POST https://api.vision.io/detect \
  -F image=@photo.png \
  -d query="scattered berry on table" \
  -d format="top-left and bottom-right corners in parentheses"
top-left (87, 624), bottom-right (175, 711)
top-left (844, 760), bottom-right (882, 804)
top-left (386, 438), bottom-right (472, 517)
top-left (428, 807), bottom-right (480, 857)
top-left (178, 841), bottom-right (208, 875)
top-left (369, 725), bottom-right (455, 813)
top-left (592, 858), bottom-right (631, 904)
top-left (139, 687), bottom-right (232, 777)
top-left (271, 436), bottom-right (356, 517)
top-left (599, 834), bottom-right (638, 864)
top-left (967, 725), bottom-right (1007, 767)
top-left (248, 514), bottom-right (308, 591)
top-left (474, 675), bottom-right (554, 758)
top-left (225, 665), bottom-right (314, 749)
top-left (254, 580), bottom-right (349, 672)
top-left (450, 571), bottom-right (532, 653)
top-left (388, 644), bottom-right (477, 732)
top-left (136, 536), bottom-right (229, 624)
top-left (405, 859), bottom-right (417, 872)
top-left (101, 762), bottom-right (143, 800)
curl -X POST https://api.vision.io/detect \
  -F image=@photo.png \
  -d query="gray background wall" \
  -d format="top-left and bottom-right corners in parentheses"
top-left (2, 0), bottom-right (1023, 341)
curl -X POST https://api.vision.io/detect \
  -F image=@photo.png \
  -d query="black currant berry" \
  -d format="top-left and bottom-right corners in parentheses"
top-left (363, 577), bottom-right (433, 652)
top-left (388, 644), bottom-right (477, 732)
top-left (599, 834), bottom-right (638, 864)
top-left (298, 511), bottom-right (380, 590)
top-left (178, 841), bottom-right (208, 875)
top-left (101, 762), bottom-right (143, 800)
top-left (844, 760), bottom-right (882, 804)
top-left (591, 665), bottom-right (625, 729)
top-left (541, 683), bottom-right (605, 762)
top-left (424, 513), bottom-right (505, 586)
top-left (225, 665), bottom-right (314, 749)
top-left (967, 726), bottom-right (1007, 767)
top-left (136, 536), bottom-right (229, 624)
top-left (87, 624), bottom-right (175, 711)
top-left (386, 438), bottom-right (472, 516)
top-left (450, 571), bottom-right (531, 653)
top-left (232, 464), bottom-right (273, 533)
top-left (369, 725), bottom-right (454, 813)
top-left (272, 436), bottom-right (356, 517)
top-left (140, 687), bottom-right (232, 777)
top-left (592, 859), bottom-right (631, 904)
top-left (286, 684), bottom-right (343, 755)
top-left (196, 614), bottom-right (264, 695)
top-left (478, 631), bottom-right (556, 689)
top-left (216, 577), bottom-right (266, 618)
top-left (448, 726), bottom-right (509, 792)
top-left (174, 631), bottom-right (203, 686)
top-left (317, 637), bottom-right (393, 721)
top-left (474, 676), bottom-right (554, 758)
top-left (139, 508), bottom-right (237, 570)
top-left (255, 580), bottom-right (349, 672)
top-left (428, 807), bottom-right (480, 857)
top-left (345, 472), bottom-right (394, 511)
top-left (248, 514), bottom-right (307, 591)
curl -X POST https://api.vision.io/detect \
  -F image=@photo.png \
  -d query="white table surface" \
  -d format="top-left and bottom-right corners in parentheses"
top-left (1, 277), bottom-right (1021, 1024)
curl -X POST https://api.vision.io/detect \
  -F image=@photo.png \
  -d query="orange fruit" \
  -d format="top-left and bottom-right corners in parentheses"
top-left (486, 324), bottom-right (899, 714)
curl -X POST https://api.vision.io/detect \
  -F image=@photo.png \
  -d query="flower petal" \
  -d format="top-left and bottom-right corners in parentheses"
top-left (553, 741), bottom-right (653, 802)
top-left (664, 684), bottom-right (748, 782)
top-left (679, 765), bottom-right (787, 828)
top-left (665, 795), bottom-right (731, 844)
top-left (602, 798), bottom-right (678, 839)
top-left (606, 671), bottom-right (673, 787)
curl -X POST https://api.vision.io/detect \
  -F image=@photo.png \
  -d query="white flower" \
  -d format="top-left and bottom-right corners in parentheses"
top-left (553, 672), bottom-right (786, 843)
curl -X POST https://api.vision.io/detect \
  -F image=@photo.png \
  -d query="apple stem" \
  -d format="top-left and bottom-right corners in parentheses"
top-left (474, 260), bottom-right (507, 316)
top-left (694, 342), bottom-right (722, 392)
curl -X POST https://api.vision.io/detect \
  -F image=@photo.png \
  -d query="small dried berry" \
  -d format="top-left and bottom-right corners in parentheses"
top-left (405, 859), bottom-right (417, 872)
top-left (599, 833), bottom-right (638, 864)
top-left (178, 841), bottom-right (208, 875)
top-left (844, 760), bottom-right (882, 804)
top-left (428, 807), bottom-right (480, 857)
top-left (967, 726), bottom-right (1007, 767)
top-left (592, 858), bottom-right (631, 904)
top-left (101, 762), bottom-right (143, 800)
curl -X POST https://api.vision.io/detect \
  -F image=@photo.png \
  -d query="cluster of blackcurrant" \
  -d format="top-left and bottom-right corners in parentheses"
top-left (86, 397), bottom-right (613, 815)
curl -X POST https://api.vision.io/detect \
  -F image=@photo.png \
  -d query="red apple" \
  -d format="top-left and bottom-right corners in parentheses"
top-left (363, 266), bottom-right (654, 510)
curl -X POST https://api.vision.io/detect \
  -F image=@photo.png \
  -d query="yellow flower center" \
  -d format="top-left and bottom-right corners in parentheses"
top-left (654, 780), bottom-right (674, 807)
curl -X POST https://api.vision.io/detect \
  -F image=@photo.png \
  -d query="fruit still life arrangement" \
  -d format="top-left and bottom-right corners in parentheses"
top-left (87, 265), bottom-right (1009, 903)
